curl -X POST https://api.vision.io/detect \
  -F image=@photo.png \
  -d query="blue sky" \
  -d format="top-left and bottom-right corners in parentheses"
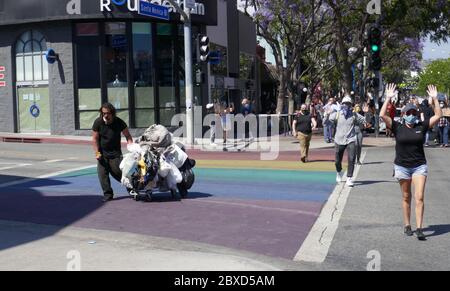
top-left (423, 37), bottom-right (450, 60)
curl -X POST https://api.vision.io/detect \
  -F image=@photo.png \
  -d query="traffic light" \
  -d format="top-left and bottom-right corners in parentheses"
top-left (368, 26), bottom-right (382, 71)
top-left (199, 34), bottom-right (209, 62)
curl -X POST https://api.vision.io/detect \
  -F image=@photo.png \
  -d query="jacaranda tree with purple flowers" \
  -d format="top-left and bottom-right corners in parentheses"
top-left (242, 0), bottom-right (333, 113)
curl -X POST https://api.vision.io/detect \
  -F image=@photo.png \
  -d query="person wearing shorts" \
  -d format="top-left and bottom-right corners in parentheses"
top-left (381, 84), bottom-right (442, 241)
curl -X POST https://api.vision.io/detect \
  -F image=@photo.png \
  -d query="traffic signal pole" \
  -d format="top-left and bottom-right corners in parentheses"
top-left (167, 0), bottom-right (195, 145)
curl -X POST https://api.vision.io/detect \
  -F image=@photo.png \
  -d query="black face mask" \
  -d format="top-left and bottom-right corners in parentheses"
top-left (301, 110), bottom-right (310, 115)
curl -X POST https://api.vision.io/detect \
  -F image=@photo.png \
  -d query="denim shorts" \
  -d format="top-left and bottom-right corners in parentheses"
top-left (394, 164), bottom-right (428, 180)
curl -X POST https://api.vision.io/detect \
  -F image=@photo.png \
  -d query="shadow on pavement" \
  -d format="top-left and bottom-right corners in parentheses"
top-left (132, 192), bottom-right (213, 203)
top-left (355, 180), bottom-right (396, 186)
top-left (0, 174), bottom-right (104, 252)
top-left (360, 161), bottom-right (386, 165)
top-left (0, 174), bottom-right (216, 252)
top-left (423, 225), bottom-right (450, 238)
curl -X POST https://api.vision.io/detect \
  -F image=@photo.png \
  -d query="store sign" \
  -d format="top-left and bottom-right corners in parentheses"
top-left (0, 66), bottom-right (5, 72)
top-left (100, 0), bottom-right (205, 16)
top-left (0, 82), bottom-right (5, 87)
top-left (1, 0), bottom-right (215, 26)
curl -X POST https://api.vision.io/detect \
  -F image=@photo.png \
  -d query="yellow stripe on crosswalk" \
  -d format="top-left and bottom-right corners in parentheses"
top-left (196, 160), bottom-right (345, 172)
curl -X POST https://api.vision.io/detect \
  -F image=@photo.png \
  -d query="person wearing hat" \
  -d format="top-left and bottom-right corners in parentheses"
top-left (292, 104), bottom-right (317, 163)
top-left (381, 84), bottom-right (442, 241)
top-left (324, 95), bottom-right (367, 187)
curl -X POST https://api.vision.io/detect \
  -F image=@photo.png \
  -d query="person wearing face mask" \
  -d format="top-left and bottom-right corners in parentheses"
top-left (381, 84), bottom-right (442, 241)
top-left (92, 103), bottom-right (134, 202)
top-left (293, 104), bottom-right (318, 163)
top-left (324, 96), bottom-right (367, 187)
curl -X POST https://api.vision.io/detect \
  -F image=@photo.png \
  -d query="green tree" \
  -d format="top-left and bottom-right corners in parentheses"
top-left (416, 59), bottom-right (450, 96)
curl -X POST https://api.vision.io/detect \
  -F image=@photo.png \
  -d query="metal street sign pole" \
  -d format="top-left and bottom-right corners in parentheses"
top-left (166, 0), bottom-right (194, 145)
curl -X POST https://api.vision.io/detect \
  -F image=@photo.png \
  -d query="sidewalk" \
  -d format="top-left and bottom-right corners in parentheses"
top-left (0, 131), bottom-right (395, 152)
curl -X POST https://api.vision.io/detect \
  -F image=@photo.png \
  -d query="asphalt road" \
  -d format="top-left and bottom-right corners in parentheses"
top-left (1, 141), bottom-right (448, 271)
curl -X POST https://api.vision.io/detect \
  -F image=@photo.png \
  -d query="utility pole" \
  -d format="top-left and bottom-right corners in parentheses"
top-left (166, 0), bottom-right (195, 145)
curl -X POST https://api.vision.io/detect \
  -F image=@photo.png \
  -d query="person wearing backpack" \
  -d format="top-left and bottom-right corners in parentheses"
top-left (324, 96), bottom-right (367, 187)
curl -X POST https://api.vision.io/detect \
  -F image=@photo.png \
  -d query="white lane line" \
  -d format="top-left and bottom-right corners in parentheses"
top-left (190, 199), bottom-right (318, 216)
top-left (293, 150), bottom-right (367, 263)
top-left (42, 159), bottom-right (66, 163)
top-left (37, 165), bottom-right (96, 179)
top-left (0, 163), bottom-right (32, 171)
top-left (0, 165), bottom-right (96, 188)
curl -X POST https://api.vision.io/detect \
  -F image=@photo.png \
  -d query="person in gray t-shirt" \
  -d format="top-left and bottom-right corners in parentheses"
top-left (324, 96), bottom-right (366, 187)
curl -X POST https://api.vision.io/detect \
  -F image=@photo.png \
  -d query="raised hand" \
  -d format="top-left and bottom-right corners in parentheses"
top-left (427, 85), bottom-right (438, 99)
top-left (385, 83), bottom-right (397, 99)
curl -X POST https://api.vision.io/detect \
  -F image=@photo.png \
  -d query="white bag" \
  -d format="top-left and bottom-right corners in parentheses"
top-left (164, 144), bottom-right (188, 168)
top-left (120, 153), bottom-right (139, 178)
top-left (127, 143), bottom-right (142, 154)
top-left (165, 163), bottom-right (182, 190)
top-left (159, 158), bottom-right (171, 178)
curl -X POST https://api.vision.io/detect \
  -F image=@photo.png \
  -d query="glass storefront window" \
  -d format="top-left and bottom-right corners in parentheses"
top-left (133, 23), bottom-right (155, 128)
top-left (210, 43), bottom-right (228, 76)
top-left (75, 23), bottom-right (101, 129)
top-left (240, 52), bottom-right (255, 80)
top-left (105, 22), bottom-right (129, 119)
top-left (76, 23), bottom-right (99, 36)
top-left (74, 21), bottom-right (199, 130)
top-left (15, 30), bottom-right (47, 82)
top-left (157, 23), bottom-right (176, 126)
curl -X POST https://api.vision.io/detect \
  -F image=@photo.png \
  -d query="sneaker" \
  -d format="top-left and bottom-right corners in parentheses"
top-left (102, 195), bottom-right (114, 202)
top-left (404, 225), bottom-right (413, 236)
top-left (301, 157), bottom-right (306, 163)
top-left (336, 172), bottom-right (344, 183)
top-left (346, 177), bottom-right (354, 187)
top-left (416, 228), bottom-right (426, 241)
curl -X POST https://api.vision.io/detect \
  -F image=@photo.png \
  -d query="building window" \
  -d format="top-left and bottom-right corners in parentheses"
top-left (210, 43), bottom-right (228, 77)
top-left (15, 30), bottom-right (48, 82)
top-left (74, 21), bottom-right (199, 130)
top-left (105, 22), bottom-right (129, 124)
top-left (156, 23), bottom-right (176, 126)
top-left (239, 52), bottom-right (255, 80)
top-left (75, 23), bottom-right (101, 129)
top-left (132, 23), bottom-right (155, 128)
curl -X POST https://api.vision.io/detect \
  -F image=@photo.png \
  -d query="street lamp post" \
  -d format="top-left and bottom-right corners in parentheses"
top-left (166, 0), bottom-right (195, 145)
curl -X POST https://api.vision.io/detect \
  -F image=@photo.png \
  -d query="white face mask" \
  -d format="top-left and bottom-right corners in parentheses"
top-left (103, 116), bottom-right (112, 125)
top-left (440, 104), bottom-right (444, 108)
